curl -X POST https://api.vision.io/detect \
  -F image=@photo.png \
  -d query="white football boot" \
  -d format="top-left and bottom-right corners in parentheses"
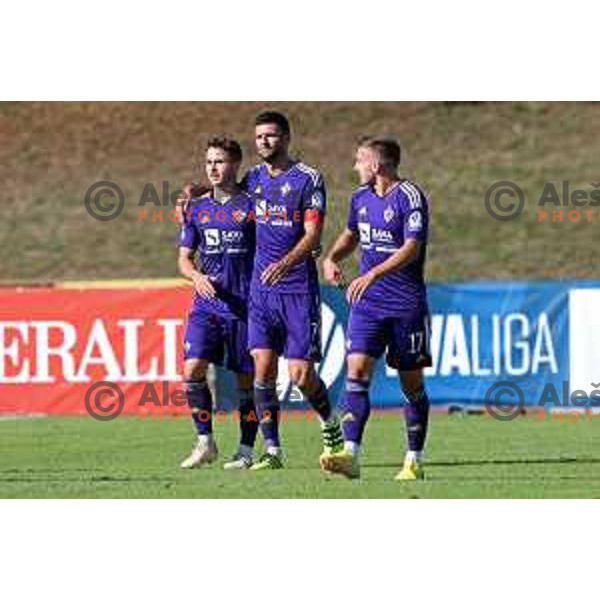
top-left (180, 436), bottom-right (219, 469)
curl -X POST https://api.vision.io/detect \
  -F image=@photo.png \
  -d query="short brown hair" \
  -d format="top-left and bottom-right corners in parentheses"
top-left (255, 111), bottom-right (291, 135)
top-left (359, 136), bottom-right (401, 170)
top-left (206, 136), bottom-right (243, 163)
top-left (183, 181), bottom-right (209, 198)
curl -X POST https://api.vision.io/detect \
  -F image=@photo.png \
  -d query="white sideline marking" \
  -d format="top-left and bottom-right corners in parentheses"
top-left (0, 413), bottom-right (48, 421)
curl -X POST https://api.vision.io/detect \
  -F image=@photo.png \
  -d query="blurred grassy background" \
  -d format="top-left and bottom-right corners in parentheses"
top-left (1, 101), bottom-right (599, 282)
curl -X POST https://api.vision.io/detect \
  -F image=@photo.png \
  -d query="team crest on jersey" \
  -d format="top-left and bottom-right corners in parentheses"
top-left (280, 182), bottom-right (291, 197)
top-left (384, 205), bottom-right (395, 223)
top-left (358, 206), bottom-right (368, 219)
top-left (254, 185), bottom-right (262, 194)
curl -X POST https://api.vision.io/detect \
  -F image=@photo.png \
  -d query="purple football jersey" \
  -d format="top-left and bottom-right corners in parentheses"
top-left (347, 179), bottom-right (429, 316)
top-left (242, 162), bottom-right (325, 294)
top-left (178, 191), bottom-right (255, 318)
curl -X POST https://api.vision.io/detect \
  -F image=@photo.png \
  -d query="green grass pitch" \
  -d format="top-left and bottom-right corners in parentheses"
top-left (1, 412), bottom-right (600, 498)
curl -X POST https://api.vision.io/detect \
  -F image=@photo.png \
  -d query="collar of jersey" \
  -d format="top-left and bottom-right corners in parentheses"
top-left (261, 161), bottom-right (298, 180)
top-left (371, 179), bottom-right (402, 199)
top-left (202, 190), bottom-right (238, 206)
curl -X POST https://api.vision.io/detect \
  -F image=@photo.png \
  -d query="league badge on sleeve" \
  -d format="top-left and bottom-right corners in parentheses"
top-left (311, 190), bottom-right (324, 210)
top-left (408, 210), bottom-right (423, 232)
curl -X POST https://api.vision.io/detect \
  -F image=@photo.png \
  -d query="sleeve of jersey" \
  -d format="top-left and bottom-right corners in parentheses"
top-left (402, 186), bottom-right (429, 241)
top-left (178, 210), bottom-right (199, 250)
top-left (302, 174), bottom-right (327, 217)
top-left (346, 195), bottom-right (358, 233)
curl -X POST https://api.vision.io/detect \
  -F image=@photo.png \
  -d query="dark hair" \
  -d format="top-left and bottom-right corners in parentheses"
top-left (206, 136), bottom-right (243, 162)
top-left (255, 111), bottom-right (291, 136)
top-left (184, 181), bottom-right (210, 198)
top-left (359, 136), bottom-right (401, 170)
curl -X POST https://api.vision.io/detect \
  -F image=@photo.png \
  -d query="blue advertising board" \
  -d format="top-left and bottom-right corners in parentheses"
top-left (217, 282), bottom-right (581, 409)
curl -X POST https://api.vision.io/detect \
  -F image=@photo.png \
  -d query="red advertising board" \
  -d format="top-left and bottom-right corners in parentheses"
top-left (0, 283), bottom-right (193, 415)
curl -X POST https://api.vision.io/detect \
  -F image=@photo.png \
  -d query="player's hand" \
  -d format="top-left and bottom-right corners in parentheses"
top-left (261, 258), bottom-right (291, 285)
top-left (176, 184), bottom-right (193, 224)
top-left (346, 271), bottom-right (378, 304)
top-left (322, 258), bottom-right (346, 288)
top-left (192, 272), bottom-right (216, 299)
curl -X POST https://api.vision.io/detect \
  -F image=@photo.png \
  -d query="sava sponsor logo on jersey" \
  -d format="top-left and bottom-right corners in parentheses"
top-left (358, 222), bottom-right (371, 244)
top-left (221, 230), bottom-right (244, 243)
top-left (256, 199), bottom-right (288, 217)
top-left (204, 228), bottom-right (220, 247)
top-left (255, 199), bottom-right (268, 217)
top-left (256, 198), bottom-right (295, 227)
top-left (358, 224), bottom-right (397, 252)
top-left (372, 228), bottom-right (394, 243)
top-left (204, 229), bottom-right (244, 250)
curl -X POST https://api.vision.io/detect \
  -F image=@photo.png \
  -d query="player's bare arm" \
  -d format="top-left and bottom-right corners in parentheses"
top-left (346, 238), bottom-right (421, 304)
top-left (260, 213), bottom-right (323, 286)
top-left (323, 227), bottom-right (359, 286)
top-left (178, 246), bottom-right (216, 299)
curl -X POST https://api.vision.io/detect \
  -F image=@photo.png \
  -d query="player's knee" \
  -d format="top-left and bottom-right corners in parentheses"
top-left (400, 370), bottom-right (424, 397)
top-left (183, 360), bottom-right (207, 381)
top-left (289, 372), bottom-right (310, 390)
top-left (346, 354), bottom-right (374, 381)
top-left (347, 365), bottom-right (372, 381)
top-left (252, 353), bottom-right (276, 380)
top-left (288, 365), bottom-right (311, 390)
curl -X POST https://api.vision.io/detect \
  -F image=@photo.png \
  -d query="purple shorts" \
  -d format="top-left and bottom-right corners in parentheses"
top-left (248, 291), bottom-right (322, 361)
top-left (346, 305), bottom-right (432, 371)
top-left (183, 308), bottom-right (254, 374)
